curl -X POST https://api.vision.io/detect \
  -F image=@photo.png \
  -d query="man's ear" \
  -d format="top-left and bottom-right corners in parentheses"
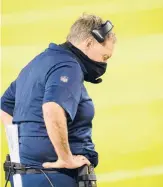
top-left (85, 38), bottom-right (94, 49)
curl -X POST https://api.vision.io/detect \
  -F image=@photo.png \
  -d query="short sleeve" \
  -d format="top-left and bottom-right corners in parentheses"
top-left (43, 62), bottom-right (83, 121)
top-left (1, 80), bottom-right (16, 116)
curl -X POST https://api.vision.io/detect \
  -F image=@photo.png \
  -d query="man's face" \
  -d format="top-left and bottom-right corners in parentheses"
top-left (86, 32), bottom-right (116, 63)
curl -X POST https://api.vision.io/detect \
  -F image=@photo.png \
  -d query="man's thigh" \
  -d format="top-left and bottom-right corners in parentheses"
top-left (10, 173), bottom-right (78, 187)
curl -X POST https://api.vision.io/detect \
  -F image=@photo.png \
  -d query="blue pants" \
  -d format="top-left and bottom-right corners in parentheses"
top-left (10, 173), bottom-right (78, 187)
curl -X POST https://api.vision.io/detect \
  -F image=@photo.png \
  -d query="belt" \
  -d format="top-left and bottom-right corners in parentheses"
top-left (4, 158), bottom-right (77, 179)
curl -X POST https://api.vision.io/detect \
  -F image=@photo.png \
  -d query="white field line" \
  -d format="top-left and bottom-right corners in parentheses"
top-left (97, 165), bottom-right (163, 183)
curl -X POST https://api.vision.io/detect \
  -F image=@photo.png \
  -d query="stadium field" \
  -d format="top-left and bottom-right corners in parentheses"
top-left (1, 0), bottom-right (163, 186)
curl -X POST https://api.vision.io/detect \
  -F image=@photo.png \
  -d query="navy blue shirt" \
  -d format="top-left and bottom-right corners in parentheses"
top-left (1, 43), bottom-right (98, 167)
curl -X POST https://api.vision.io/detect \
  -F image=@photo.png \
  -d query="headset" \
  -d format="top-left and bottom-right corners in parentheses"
top-left (91, 20), bottom-right (114, 43)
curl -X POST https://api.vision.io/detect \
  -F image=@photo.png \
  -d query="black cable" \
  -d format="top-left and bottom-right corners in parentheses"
top-left (4, 168), bottom-right (11, 187)
top-left (39, 169), bottom-right (55, 187)
top-left (4, 168), bottom-right (55, 187)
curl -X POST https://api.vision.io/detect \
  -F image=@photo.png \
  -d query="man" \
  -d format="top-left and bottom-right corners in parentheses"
top-left (0, 14), bottom-right (116, 187)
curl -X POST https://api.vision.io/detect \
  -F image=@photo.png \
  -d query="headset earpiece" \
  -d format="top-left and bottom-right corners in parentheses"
top-left (91, 29), bottom-right (105, 43)
top-left (91, 20), bottom-right (114, 43)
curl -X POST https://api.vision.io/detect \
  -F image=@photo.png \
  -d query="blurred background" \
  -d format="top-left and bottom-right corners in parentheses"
top-left (1, 0), bottom-right (163, 186)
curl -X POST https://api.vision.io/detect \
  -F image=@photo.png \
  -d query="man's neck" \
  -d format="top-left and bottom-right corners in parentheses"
top-left (69, 41), bottom-right (88, 56)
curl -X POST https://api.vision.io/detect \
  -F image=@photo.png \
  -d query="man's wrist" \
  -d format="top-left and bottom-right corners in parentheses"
top-left (58, 152), bottom-right (73, 161)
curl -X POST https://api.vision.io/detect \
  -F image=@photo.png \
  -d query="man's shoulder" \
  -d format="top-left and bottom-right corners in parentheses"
top-left (44, 43), bottom-right (81, 71)
top-left (23, 43), bottom-right (79, 69)
top-left (17, 43), bottom-right (83, 81)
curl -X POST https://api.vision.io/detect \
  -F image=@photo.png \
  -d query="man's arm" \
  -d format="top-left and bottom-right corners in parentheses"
top-left (42, 62), bottom-right (90, 169)
top-left (0, 80), bottom-right (16, 125)
top-left (0, 110), bottom-right (13, 125)
top-left (42, 102), bottom-right (72, 162)
top-left (42, 102), bottom-right (90, 169)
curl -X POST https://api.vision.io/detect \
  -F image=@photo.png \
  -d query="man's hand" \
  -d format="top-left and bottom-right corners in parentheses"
top-left (42, 155), bottom-right (91, 169)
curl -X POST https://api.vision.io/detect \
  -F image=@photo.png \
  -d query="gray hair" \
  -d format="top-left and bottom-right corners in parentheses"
top-left (67, 13), bottom-right (104, 44)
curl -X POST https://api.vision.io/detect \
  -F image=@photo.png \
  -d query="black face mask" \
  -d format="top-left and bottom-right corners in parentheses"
top-left (60, 42), bottom-right (107, 84)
